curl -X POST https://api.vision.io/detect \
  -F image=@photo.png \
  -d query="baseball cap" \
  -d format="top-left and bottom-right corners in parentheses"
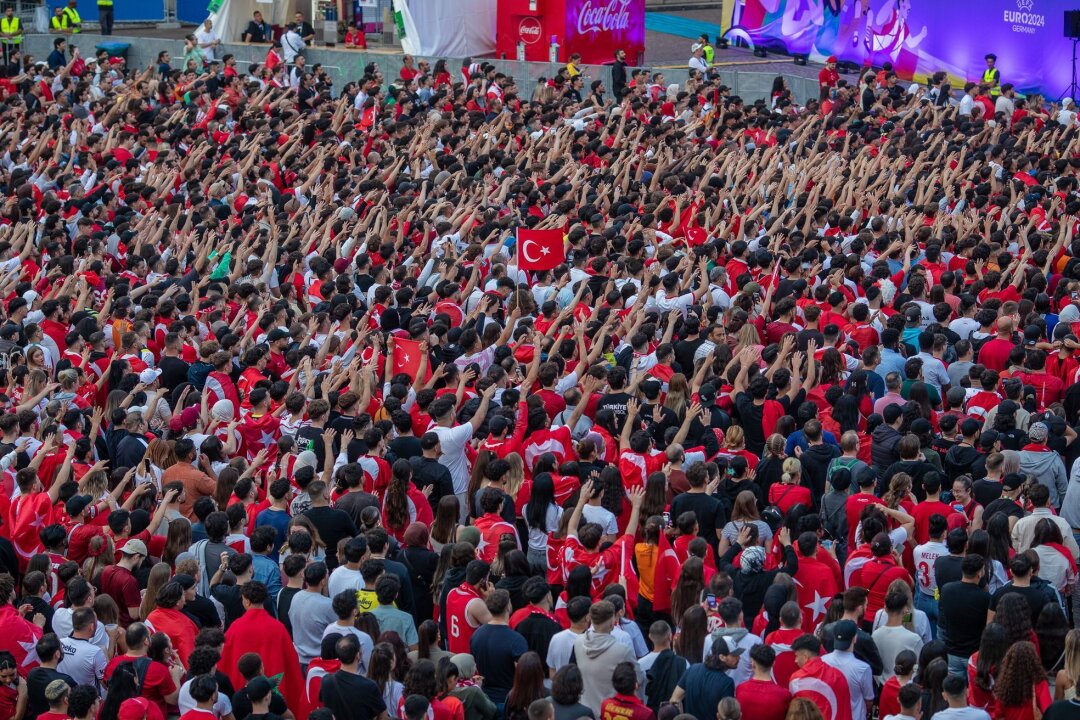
top-left (833, 619), bottom-right (859, 651)
top-left (172, 573), bottom-right (196, 590)
top-left (118, 697), bottom-right (153, 720)
top-left (244, 676), bottom-right (273, 703)
top-left (180, 406), bottom-right (199, 428)
top-left (698, 382), bottom-right (717, 406)
top-left (1023, 325), bottom-right (1042, 346)
top-left (1002, 472), bottom-right (1026, 490)
top-left (998, 399), bottom-right (1019, 416)
top-left (65, 495), bottom-right (92, 518)
top-left (45, 679), bottom-right (70, 701)
top-left (139, 368), bottom-right (162, 384)
top-left (267, 328), bottom-right (291, 342)
top-left (120, 539), bottom-right (148, 557)
top-left (715, 635), bottom-right (746, 657)
top-left (979, 428), bottom-right (1001, 449)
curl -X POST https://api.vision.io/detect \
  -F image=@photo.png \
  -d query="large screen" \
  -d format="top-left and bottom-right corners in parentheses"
top-left (724, 0), bottom-right (1074, 97)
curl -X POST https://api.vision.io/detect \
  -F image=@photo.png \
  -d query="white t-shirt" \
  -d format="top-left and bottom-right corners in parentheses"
top-left (931, 708), bottom-right (991, 720)
top-left (321, 624), bottom-right (374, 673)
top-left (328, 565), bottom-right (364, 598)
top-left (179, 678), bottom-right (233, 717)
top-left (58, 636), bottom-right (107, 691)
top-left (51, 608), bottom-right (109, 652)
top-left (523, 503), bottom-right (562, 552)
top-left (194, 28), bottom-right (219, 62)
top-left (581, 504), bottom-right (618, 536)
top-left (432, 423), bottom-right (475, 494)
top-left (546, 628), bottom-right (582, 673)
top-left (870, 624), bottom-right (923, 680)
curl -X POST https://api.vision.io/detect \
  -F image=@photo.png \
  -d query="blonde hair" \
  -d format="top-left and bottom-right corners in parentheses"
top-left (781, 457), bottom-right (801, 484)
top-left (505, 453), bottom-right (525, 501)
top-left (718, 698), bottom-right (742, 720)
top-left (1064, 629), bottom-right (1080, 688)
top-left (664, 374), bottom-right (690, 415)
top-left (883, 472), bottom-right (912, 509)
top-left (726, 426), bottom-right (745, 450)
top-left (764, 434), bottom-right (786, 458)
top-left (140, 562), bottom-right (173, 620)
top-left (735, 323), bottom-right (761, 350)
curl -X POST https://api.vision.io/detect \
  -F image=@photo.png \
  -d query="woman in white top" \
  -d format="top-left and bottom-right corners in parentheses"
top-left (523, 472), bottom-right (563, 568)
top-left (1032, 518), bottom-right (1077, 595)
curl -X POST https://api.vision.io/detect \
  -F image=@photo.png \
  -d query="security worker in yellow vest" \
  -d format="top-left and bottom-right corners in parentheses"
top-left (983, 53), bottom-right (1001, 97)
top-left (62, 0), bottom-right (81, 34)
top-left (0, 8), bottom-right (21, 65)
top-left (98, 0), bottom-right (113, 35)
top-left (51, 6), bottom-right (69, 33)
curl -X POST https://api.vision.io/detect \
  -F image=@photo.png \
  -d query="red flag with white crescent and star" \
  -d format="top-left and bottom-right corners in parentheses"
top-left (0, 604), bottom-right (43, 677)
top-left (391, 337), bottom-right (431, 382)
top-left (9, 492), bottom-right (53, 571)
top-left (238, 412), bottom-right (282, 462)
top-left (651, 530), bottom-right (680, 614)
top-left (517, 229), bottom-right (565, 271)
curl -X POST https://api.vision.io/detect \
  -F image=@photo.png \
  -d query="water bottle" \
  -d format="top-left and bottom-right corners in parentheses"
top-left (549, 35), bottom-right (559, 63)
top-left (517, 41), bottom-right (525, 62)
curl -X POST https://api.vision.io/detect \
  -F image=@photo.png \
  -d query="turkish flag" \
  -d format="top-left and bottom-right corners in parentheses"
top-left (8, 493), bottom-right (53, 570)
top-left (789, 657), bottom-right (853, 720)
top-left (0, 605), bottom-right (43, 677)
top-left (794, 555), bottom-right (839, 632)
top-left (238, 413), bottom-right (282, 462)
top-left (517, 229), bottom-right (565, 271)
top-left (391, 337), bottom-right (431, 382)
top-left (650, 531), bottom-right (680, 614)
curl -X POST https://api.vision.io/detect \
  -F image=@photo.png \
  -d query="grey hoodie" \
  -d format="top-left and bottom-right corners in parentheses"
top-left (1018, 447), bottom-right (1068, 508)
top-left (574, 630), bottom-right (638, 716)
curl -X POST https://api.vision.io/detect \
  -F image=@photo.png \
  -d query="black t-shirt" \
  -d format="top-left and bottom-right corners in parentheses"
top-left (669, 491), bottom-right (728, 549)
top-left (387, 435), bottom-right (422, 462)
top-left (733, 392), bottom-right (766, 455)
top-left (183, 593), bottom-right (221, 629)
top-left (516, 611), bottom-right (562, 672)
top-left (232, 686), bottom-right (289, 720)
top-left (335, 490), bottom-right (381, 528)
top-left (26, 667), bottom-right (75, 719)
top-left (303, 506), bottom-right (358, 569)
top-left (972, 478), bottom-right (1003, 508)
top-left (938, 580), bottom-right (990, 657)
top-left (277, 586), bottom-right (301, 635)
top-left (158, 355), bottom-right (190, 391)
top-left (296, 425), bottom-right (327, 466)
top-left (1043, 698), bottom-right (1080, 720)
top-left (320, 670), bottom-right (387, 720)
top-left (934, 554), bottom-right (964, 591)
top-left (983, 498), bottom-right (1025, 524)
top-left (674, 337), bottom-right (706, 374)
top-left (410, 457), bottom-right (454, 510)
top-left (470, 624), bottom-right (528, 704)
top-left (596, 392), bottom-right (632, 433)
top-left (990, 583), bottom-right (1052, 625)
top-left (243, 714), bottom-right (285, 720)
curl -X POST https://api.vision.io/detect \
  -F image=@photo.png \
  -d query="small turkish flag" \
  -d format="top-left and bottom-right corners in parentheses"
top-left (517, 229), bottom-right (565, 271)
top-left (392, 337), bottom-right (431, 382)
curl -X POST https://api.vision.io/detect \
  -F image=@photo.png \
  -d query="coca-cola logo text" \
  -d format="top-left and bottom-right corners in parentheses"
top-left (518, 17), bottom-right (542, 43)
top-left (574, 0), bottom-right (632, 34)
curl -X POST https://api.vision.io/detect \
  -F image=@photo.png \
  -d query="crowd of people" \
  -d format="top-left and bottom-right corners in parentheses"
top-left (0, 19), bottom-right (1078, 720)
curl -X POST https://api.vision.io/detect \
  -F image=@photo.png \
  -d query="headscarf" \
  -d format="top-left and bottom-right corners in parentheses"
top-left (403, 521), bottom-right (429, 549)
top-left (740, 545), bottom-right (765, 574)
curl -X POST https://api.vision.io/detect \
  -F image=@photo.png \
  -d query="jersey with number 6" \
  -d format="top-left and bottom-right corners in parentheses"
top-left (445, 582), bottom-right (483, 654)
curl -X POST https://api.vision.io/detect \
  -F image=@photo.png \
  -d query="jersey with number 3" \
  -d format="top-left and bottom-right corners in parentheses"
top-left (445, 583), bottom-right (483, 654)
top-left (913, 540), bottom-right (948, 595)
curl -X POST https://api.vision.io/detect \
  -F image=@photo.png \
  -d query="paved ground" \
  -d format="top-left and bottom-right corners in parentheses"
top-left (103, 6), bottom-right (835, 83)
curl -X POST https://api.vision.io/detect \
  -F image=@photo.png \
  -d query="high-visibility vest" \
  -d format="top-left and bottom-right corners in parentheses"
top-left (62, 7), bottom-right (80, 32)
top-left (51, 15), bottom-right (64, 30)
top-left (98, 0), bottom-right (113, 5)
top-left (703, 43), bottom-right (714, 64)
top-left (983, 68), bottom-right (1000, 96)
top-left (1, 17), bottom-right (21, 44)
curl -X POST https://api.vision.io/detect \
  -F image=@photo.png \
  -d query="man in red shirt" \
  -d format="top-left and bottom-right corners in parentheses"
top-left (910, 474), bottom-right (958, 544)
top-left (99, 539), bottom-right (147, 627)
top-left (737, 645), bottom-right (793, 720)
top-left (600, 662), bottom-right (655, 720)
top-left (1015, 348), bottom-right (1065, 410)
top-left (38, 679), bottom-right (76, 720)
top-left (845, 472), bottom-right (884, 551)
top-left (103, 622), bottom-right (183, 717)
top-left (818, 56), bottom-right (840, 98)
top-left (976, 316), bottom-right (1016, 371)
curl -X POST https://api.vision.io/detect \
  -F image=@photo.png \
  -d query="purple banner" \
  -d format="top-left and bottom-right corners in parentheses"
top-left (725, 0), bottom-right (1073, 97)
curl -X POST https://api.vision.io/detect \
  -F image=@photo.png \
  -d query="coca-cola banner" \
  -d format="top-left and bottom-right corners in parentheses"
top-left (726, 0), bottom-right (1072, 96)
top-left (565, 0), bottom-right (645, 65)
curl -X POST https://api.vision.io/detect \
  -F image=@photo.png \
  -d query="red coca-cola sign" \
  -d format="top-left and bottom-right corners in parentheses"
top-left (518, 16), bottom-right (542, 44)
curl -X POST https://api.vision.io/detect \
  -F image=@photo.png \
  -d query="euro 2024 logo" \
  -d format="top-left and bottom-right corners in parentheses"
top-left (1005, 0), bottom-right (1044, 34)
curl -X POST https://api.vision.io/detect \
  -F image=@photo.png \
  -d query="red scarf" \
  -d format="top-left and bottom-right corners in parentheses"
top-left (1044, 542), bottom-right (1078, 573)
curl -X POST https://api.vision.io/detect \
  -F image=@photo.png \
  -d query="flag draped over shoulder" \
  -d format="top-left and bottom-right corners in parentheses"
top-left (220, 608), bottom-right (304, 711)
top-left (0, 604), bottom-right (42, 676)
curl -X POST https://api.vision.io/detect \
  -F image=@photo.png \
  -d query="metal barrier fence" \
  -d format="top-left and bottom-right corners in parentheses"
top-left (22, 31), bottom-right (822, 106)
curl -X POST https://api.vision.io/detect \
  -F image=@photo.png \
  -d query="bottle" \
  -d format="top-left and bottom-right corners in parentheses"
top-left (517, 41), bottom-right (525, 62)
top-left (549, 35), bottom-right (559, 63)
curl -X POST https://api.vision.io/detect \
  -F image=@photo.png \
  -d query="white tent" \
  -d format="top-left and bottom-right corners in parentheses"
top-left (211, 0), bottom-right (303, 48)
top-left (406, 0), bottom-right (496, 58)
